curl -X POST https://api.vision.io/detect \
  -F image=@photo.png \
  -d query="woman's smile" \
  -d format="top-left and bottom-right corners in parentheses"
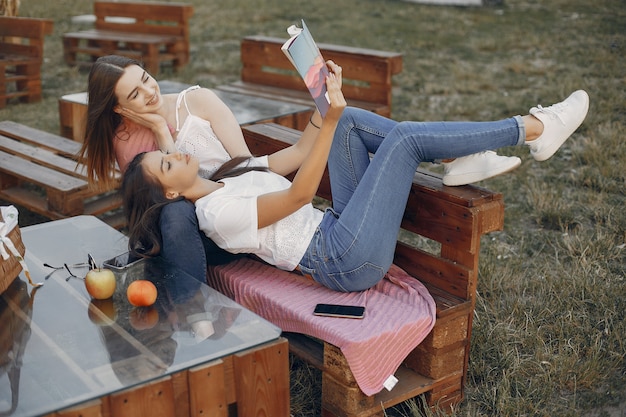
top-left (146, 91), bottom-right (159, 106)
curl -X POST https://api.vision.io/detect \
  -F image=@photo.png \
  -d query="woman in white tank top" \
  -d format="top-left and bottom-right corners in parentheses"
top-left (80, 56), bottom-right (252, 281)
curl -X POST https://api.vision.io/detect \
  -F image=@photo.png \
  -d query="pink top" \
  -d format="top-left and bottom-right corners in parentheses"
top-left (113, 121), bottom-right (158, 173)
top-left (112, 86), bottom-right (231, 176)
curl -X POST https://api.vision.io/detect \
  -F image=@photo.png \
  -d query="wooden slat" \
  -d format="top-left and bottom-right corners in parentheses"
top-left (109, 376), bottom-right (176, 417)
top-left (284, 332), bottom-right (324, 369)
top-left (0, 120), bottom-right (82, 156)
top-left (0, 17), bottom-right (53, 59)
top-left (0, 187), bottom-right (56, 219)
top-left (52, 399), bottom-right (104, 417)
top-left (83, 192), bottom-right (122, 216)
top-left (0, 150), bottom-right (86, 192)
top-left (0, 120), bottom-right (120, 183)
top-left (233, 338), bottom-right (290, 417)
top-left (188, 360), bottom-right (229, 416)
top-left (0, 16), bottom-right (53, 38)
top-left (394, 243), bottom-right (472, 300)
top-left (0, 135), bottom-right (86, 178)
top-left (97, 210), bottom-right (126, 230)
top-left (0, 55), bottom-right (41, 66)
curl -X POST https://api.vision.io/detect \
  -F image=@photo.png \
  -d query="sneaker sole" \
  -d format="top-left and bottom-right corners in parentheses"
top-left (442, 157), bottom-right (522, 186)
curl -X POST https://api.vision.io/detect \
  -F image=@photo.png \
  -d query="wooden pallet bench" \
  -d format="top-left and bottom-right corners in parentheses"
top-left (210, 123), bottom-right (505, 416)
top-left (217, 36), bottom-right (403, 130)
top-left (62, 1), bottom-right (194, 74)
top-left (0, 16), bottom-right (54, 108)
top-left (0, 121), bottom-right (123, 228)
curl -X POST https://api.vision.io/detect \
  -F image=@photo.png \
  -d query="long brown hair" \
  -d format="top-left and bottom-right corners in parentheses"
top-left (78, 55), bottom-right (144, 190)
top-left (121, 154), bottom-right (267, 259)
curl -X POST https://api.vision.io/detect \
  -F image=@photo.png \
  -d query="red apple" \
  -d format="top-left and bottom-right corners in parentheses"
top-left (126, 280), bottom-right (158, 307)
top-left (129, 306), bottom-right (159, 330)
top-left (85, 268), bottom-right (116, 299)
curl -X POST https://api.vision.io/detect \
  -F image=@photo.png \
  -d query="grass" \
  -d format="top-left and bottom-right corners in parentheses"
top-left (2, 0), bottom-right (625, 416)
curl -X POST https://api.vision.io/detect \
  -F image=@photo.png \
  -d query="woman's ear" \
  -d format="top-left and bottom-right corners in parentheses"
top-left (165, 190), bottom-right (179, 200)
top-left (114, 105), bottom-right (122, 114)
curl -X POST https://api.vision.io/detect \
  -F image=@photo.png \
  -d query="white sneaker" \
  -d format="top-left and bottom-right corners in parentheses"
top-left (527, 90), bottom-right (589, 161)
top-left (442, 151), bottom-right (522, 186)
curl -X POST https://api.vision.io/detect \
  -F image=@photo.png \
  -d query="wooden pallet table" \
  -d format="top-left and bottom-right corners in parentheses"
top-left (3, 216), bottom-right (289, 417)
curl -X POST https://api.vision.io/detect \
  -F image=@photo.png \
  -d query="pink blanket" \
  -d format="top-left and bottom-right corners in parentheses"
top-left (207, 257), bottom-right (436, 396)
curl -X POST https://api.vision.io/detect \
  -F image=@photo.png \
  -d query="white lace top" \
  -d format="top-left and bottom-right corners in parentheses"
top-left (195, 169), bottom-right (324, 271)
top-left (174, 85), bottom-right (231, 178)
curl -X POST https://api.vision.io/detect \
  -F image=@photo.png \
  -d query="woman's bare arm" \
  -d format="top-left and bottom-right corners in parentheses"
top-left (116, 107), bottom-right (177, 154)
top-left (187, 88), bottom-right (253, 158)
top-left (265, 61), bottom-right (343, 177)
top-left (256, 68), bottom-right (346, 229)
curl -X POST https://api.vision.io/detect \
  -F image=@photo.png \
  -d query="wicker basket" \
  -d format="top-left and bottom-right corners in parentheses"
top-left (0, 212), bottom-right (25, 294)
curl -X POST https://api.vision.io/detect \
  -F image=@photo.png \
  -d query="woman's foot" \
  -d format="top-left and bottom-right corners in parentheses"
top-left (526, 90), bottom-right (589, 161)
top-left (442, 151), bottom-right (522, 186)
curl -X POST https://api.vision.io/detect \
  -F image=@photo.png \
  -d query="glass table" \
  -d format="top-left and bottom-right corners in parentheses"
top-left (0, 215), bottom-right (287, 416)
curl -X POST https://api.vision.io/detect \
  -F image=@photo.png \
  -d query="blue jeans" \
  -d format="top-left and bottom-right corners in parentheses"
top-left (159, 199), bottom-right (239, 283)
top-left (298, 107), bottom-right (525, 292)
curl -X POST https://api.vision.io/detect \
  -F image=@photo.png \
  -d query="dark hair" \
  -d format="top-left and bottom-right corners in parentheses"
top-left (121, 153), bottom-right (267, 259)
top-left (78, 55), bottom-right (144, 190)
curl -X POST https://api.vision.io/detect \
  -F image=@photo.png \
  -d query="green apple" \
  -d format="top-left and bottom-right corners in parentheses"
top-left (85, 268), bottom-right (116, 299)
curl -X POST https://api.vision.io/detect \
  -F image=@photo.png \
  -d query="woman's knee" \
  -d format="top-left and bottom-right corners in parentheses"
top-left (339, 106), bottom-right (363, 124)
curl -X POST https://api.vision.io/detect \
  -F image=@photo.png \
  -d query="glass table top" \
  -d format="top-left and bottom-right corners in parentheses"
top-left (0, 216), bottom-right (281, 417)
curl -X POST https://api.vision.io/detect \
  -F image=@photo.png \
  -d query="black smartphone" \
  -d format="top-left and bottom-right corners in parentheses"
top-left (313, 303), bottom-right (365, 319)
top-left (102, 252), bottom-right (144, 271)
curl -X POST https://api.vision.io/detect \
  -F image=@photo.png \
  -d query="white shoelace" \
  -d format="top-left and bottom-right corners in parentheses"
top-left (533, 103), bottom-right (568, 125)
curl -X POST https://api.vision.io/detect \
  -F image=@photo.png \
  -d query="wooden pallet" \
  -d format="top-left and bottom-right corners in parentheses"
top-left (217, 36), bottom-right (403, 130)
top-left (0, 121), bottom-right (124, 228)
top-left (62, 1), bottom-right (193, 74)
top-left (0, 16), bottom-right (54, 108)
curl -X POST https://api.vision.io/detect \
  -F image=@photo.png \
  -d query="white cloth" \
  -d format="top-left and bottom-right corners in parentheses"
top-left (0, 205), bottom-right (19, 260)
top-left (195, 170), bottom-right (324, 271)
top-left (173, 85), bottom-right (231, 178)
top-left (0, 205), bottom-right (37, 286)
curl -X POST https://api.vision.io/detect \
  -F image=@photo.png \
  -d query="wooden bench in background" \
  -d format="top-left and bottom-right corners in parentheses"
top-left (62, 1), bottom-right (194, 74)
top-left (0, 16), bottom-right (54, 108)
top-left (0, 121), bottom-right (123, 228)
top-left (217, 36), bottom-right (403, 130)
top-left (229, 123), bottom-right (506, 416)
